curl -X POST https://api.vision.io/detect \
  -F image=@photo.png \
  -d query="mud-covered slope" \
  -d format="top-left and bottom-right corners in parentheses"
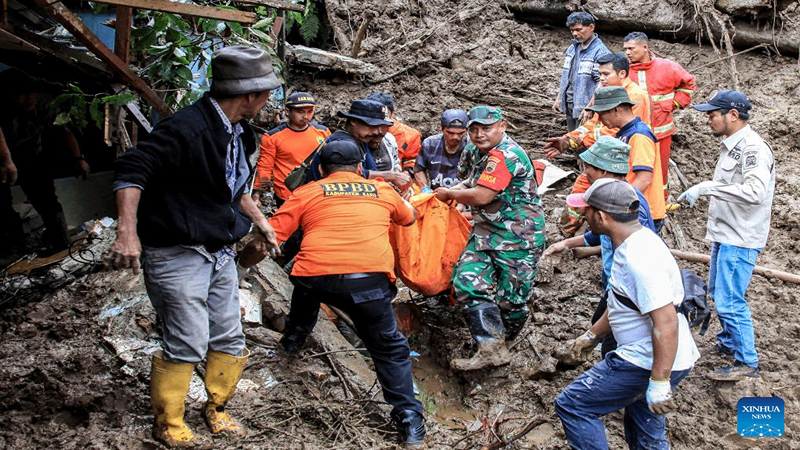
top-left (2, 0), bottom-right (800, 448)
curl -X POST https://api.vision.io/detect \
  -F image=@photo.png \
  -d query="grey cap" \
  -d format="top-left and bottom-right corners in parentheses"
top-left (579, 136), bottom-right (631, 175)
top-left (210, 46), bottom-right (281, 96)
top-left (566, 178), bottom-right (639, 214)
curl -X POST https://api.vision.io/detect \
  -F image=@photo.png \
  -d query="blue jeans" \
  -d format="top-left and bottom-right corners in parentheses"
top-left (555, 353), bottom-right (690, 450)
top-left (709, 242), bottom-right (760, 367)
top-left (143, 246), bottom-right (245, 363)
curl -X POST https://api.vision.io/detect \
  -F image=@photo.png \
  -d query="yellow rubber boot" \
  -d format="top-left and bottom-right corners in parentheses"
top-left (150, 351), bottom-right (211, 449)
top-left (203, 349), bottom-right (250, 439)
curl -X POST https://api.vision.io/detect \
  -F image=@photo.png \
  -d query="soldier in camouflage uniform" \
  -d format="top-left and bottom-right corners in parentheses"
top-left (435, 106), bottom-right (545, 371)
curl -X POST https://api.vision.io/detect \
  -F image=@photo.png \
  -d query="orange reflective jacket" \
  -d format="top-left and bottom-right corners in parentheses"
top-left (390, 119), bottom-right (422, 171)
top-left (629, 55), bottom-right (695, 140)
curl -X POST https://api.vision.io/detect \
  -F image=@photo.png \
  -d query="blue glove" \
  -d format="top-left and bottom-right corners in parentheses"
top-left (420, 186), bottom-right (433, 194)
top-left (646, 378), bottom-right (676, 414)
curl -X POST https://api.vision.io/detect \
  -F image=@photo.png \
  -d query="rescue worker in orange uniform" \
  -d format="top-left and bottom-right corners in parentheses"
top-left (268, 140), bottom-right (425, 447)
top-left (366, 92), bottom-right (422, 173)
top-left (544, 52), bottom-right (652, 235)
top-left (624, 31), bottom-right (696, 198)
top-left (588, 86), bottom-right (666, 231)
top-left (253, 91), bottom-right (330, 207)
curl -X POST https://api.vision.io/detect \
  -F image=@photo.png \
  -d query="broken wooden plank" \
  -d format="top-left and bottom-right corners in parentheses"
top-left (235, 0), bottom-right (305, 12)
top-left (9, 26), bottom-right (111, 75)
top-left (0, 26), bottom-right (39, 51)
top-left (91, 0), bottom-right (256, 23)
top-left (113, 84), bottom-right (153, 133)
top-left (8, 0), bottom-right (48, 28)
top-left (350, 14), bottom-right (371, 58)
top-left (114, 6), bottom-right (132, 64)
top-left (31, 0), bottom-right (171, 117)
top-left (268, 15), bottom-right (283, 50)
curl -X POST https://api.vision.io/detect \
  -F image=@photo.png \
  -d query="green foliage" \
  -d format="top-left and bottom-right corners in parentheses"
top-left (286, 1), bottom-right (323, 46)
top-left (122, 1), bottom-right (326, 112)
top-left (50, 86), bottom-right (138, 131)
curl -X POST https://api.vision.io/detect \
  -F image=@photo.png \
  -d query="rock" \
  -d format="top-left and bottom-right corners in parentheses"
top-left (712, 376), bottom-right (771, 410)
top-left (521, 355), bottom-right (558, 379)
top-left (715, 0), bottom-right (771, 16)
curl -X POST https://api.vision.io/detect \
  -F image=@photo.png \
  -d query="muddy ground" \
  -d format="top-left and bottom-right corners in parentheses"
top-left (2, 0), bottom-right (800, 448)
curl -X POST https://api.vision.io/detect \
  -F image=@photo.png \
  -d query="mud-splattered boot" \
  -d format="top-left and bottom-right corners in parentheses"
top-left (150, 351), bottom-right (211, 449)
top-left (203, 349), bottom-right (250, 440)
top-left (450, 303), bottom-right (511, 371)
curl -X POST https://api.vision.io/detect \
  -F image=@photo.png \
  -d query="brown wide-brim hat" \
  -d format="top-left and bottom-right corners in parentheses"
top-left (210, 45), bottom-right (281, 96)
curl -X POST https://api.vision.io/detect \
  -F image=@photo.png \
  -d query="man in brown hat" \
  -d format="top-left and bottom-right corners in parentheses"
top-left (108, 45), bottom-right (281, 448)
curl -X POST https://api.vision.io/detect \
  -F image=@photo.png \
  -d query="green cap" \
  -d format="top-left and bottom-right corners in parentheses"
top-left (585, 86), bottom-right (638, 112)
top-left (467, 106), bottom-right (503, 126)
top-left (579, 135), bottom-right (631, 175)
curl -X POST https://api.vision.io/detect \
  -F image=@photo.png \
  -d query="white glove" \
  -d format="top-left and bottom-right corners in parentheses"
top-left (646, 378), bottom-right (676, 414)
top-left (677, 181), bottom-right (718, 207)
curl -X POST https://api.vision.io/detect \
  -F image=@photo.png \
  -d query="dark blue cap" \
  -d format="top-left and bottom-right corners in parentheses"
top-left (337, 99), bottom-right (393, 126)
top-left (286, 91), bottom-right (316, 107)
top-left (365, 92), bottom-right (395, 111)
top-left (319, 140), bottom-right (363, 165)
top-left (441, 109), bottom-right (468, 128)
top-left (693, 90), bottom-right (752, 114)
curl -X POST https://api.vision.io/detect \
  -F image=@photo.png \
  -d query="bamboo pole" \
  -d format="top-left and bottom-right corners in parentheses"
top-left (569, 246), bottom-right (800, 284)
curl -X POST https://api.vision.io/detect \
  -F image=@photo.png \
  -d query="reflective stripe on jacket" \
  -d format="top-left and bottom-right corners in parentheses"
top-left (629, 55), bottom-right (696, 140)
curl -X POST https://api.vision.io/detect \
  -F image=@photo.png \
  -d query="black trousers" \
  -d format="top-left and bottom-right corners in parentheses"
top-left (285, 273), bottom-right (423, 418)
top-left (0, 159), bottom-right (66, 245)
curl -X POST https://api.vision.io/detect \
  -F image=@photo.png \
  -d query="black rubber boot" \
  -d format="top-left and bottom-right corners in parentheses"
top-left (503, 310), bottom-right (529, 341)
top-left (392, 409), bottom-right (426, 447)
top-left (450, 303), bottom-right (511, 371)
top-left (279, 333), bottom-right (307, 355)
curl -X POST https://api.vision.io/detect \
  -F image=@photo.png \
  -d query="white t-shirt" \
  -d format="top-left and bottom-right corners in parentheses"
top-left (607, 228), bottom-right (700, 371)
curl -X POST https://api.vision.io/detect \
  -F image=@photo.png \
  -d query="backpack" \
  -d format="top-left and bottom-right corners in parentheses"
top-left (612, 269), bottom-right (711, 335)
top-left (283, 141), bottom-right (324, 192)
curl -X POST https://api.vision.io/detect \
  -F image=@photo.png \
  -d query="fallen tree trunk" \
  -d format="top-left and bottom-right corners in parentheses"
top-left (571, 246), bottom-right (800, 284)
top-left (505, 1), bottom-right (799, 57)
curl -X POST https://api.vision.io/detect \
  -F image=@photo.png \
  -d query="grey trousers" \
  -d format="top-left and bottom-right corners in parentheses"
top-left (143, 246), bottom-right (245, 363)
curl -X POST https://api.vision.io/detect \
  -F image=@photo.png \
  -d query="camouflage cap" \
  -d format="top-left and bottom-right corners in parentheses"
top-left (467, 106), bottom-right (503, 127)
top-left (585, 86), bottom-right (638, 112)
top-left (579, 135), bottom-right (631, 175)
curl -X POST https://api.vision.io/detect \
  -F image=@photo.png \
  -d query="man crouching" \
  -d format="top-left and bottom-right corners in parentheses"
top-left (555, 179), bottom-right (699, 449)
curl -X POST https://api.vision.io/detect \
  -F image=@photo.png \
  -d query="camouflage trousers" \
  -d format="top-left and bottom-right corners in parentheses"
top-left (452, 237), bottom-right (541, 323)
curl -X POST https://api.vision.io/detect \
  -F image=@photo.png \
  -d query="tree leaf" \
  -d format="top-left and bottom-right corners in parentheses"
top-left (101, 92), bottom-right (136, 107)
top-left (174, 66), bottom-right (194, 83)
top-left (228, 22), bottom-right (244, 35)
top-left (299, 10), bottom-right (320, 45)
top-left (153, 12), bottom-right (169, 32)
top-left (54, 112), bottom-right (72, 126)
top-left (89, 97), bottom-right (104, 129)
top-left (166, 28), bottom-right (183, 43)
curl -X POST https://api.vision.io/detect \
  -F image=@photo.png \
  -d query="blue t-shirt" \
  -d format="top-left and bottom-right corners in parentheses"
top-left (584, 185), bottom-right (655, 288)
top-left (413, 134), bottom-right (467, 188)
